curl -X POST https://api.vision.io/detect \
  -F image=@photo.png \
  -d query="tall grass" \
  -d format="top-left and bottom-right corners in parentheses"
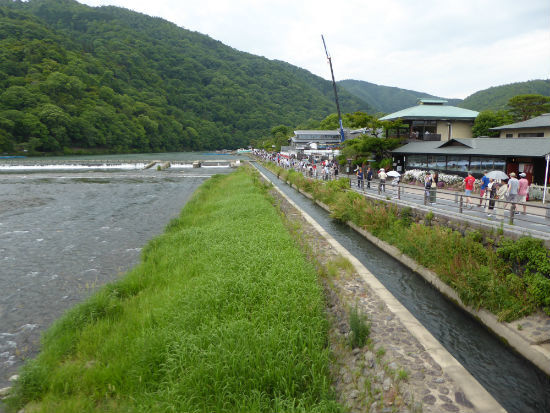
top-left (264, 162), bottom-right (550, 321)
top-left (8, 168), bottom-right (342, 413)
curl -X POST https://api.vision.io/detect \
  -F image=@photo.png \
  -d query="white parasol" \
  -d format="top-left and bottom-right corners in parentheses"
top-left (486, 170), bottom-right (509, 180)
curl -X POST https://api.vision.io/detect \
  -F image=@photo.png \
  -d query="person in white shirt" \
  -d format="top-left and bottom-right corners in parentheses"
top-left (378, 168), bottom-right (387, 192)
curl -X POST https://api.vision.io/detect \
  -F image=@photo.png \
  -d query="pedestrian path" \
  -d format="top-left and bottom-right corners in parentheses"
top-left (348, 178), bottom-right (550, 242)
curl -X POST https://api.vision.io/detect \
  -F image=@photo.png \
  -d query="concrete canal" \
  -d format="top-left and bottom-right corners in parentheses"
top-left (254, 162), bottom-right (550, 413)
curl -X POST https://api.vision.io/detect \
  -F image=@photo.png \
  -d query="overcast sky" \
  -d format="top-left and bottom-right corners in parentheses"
top-left (79, 0), bottom-right (550, 99)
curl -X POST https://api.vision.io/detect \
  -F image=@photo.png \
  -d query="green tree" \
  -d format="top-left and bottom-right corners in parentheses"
top-left (319, 113), bottom-right (340, 130)
top-left (344, 111), bottom-right (372, 128)
top-left (472, 110), bottom-right (514, 137)
top-left (341, 135), bottom-right (402, 168)
top-left (507, 94), bottom-right (550, 122)
top-left (0, 85), bottom-right (39, 110)
top-left (0, 128), bottom-right (14, 152)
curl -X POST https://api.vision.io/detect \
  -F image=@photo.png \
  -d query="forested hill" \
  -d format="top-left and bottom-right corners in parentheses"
top-left (0, 0), bottom-right (369, 154)
top-left (338, 79), bottom-right (462, 113)
top-left (458, 79), bottom-right (550, 111)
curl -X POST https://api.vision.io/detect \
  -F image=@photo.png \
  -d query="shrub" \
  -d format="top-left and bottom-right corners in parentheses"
top-left (349, 305), bottom-right (370, 348)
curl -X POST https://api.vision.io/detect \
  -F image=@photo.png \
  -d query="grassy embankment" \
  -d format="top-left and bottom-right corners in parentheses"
top-left (267, 163), bottom-right (550, 322)
top-left (6, 167), bottom-right (343, 413)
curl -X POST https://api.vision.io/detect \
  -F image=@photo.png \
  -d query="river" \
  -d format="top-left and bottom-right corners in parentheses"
top-left (0, 153), bottom-right (242, 389)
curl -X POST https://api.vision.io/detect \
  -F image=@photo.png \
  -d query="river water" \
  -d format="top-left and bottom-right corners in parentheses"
top-left (0, 153), bottom-right (241, 389)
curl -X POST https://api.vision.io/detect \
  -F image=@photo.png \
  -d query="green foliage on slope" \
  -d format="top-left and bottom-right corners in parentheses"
top-left (459, 79), bottom-right (550, 111)
top-left (0, 0), bottom-right (370, 154)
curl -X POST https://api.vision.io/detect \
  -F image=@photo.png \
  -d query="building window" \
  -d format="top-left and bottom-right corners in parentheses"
top-left (470, 157), bottom-right (482, 172)
top-left (411, 120), bottom-right (437, 137)
top-left (407, 154), bottom-right (427, 169)
top-left (427, 155), bottom-right (446, 170)
top-left (481, 157), bottom-right (505, 171)
top-left (493, 158), bottom-right (505, 171)
top-left (506, 133), bottom-right (513, 138)
top-left (447, 155), bottom-right (469, 172)
top-left (518, 132), bottom-right (544, 137)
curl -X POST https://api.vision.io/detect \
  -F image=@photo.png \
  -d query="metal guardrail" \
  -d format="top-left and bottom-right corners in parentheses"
top-left (278, 164), bottom-right (550, 228)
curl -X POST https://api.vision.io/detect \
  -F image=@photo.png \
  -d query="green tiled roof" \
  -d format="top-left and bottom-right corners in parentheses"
top-left (380, 104), bottom-right (479, 121)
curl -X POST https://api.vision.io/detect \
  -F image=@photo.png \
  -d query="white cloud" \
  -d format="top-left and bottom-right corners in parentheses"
top-left (79, 0), bottom-right (550, 99)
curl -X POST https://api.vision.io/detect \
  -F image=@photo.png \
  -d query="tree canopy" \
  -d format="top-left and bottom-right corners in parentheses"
top-left (472, 110), bottom-right (514, 137)
top-left (0, 0), bottom-right (370, 155)
top-left (507, 94), bottom-right (550, 122)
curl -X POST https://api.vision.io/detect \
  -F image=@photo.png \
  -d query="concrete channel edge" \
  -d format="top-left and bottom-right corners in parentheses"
top-left (287, 181), bottom-right (550, 377)
top-left (255, 168), bottom-right (506, 413)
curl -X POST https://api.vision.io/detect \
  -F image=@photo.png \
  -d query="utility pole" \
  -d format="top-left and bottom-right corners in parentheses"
top-left (321, 35), bottom-right (345, 143)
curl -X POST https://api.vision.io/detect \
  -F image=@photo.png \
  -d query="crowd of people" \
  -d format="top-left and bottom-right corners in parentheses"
top-left (460, 170), bottom-right (530, 218)
top-left (253, 150), bottom-right (340, 181)
top-left (254, 150), bottom-right (532, 220)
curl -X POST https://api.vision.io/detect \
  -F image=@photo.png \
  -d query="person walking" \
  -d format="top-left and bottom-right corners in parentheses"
top-left (430, 172), bottom-right (438, 203)
top-left (485, 178), bottom-right (497, 217)
top-left (378, 168), bottom-right (387, 192)
top-left (424, 172), bottom-right (433, 202)
top-left (356, 167), bottom-right (364, 189)
top-left (496, 179), bottom-right (509, 220)
top-left (518, 172), bottom-right (530, 214)
top-left (507, 172), bottom-right (520, 214)
top-left (366, 167), bottom-right (373, 189)
top-left (479, 170), bottom-right (490, 207)
top-left (463, 171), bottom-right (476, 209)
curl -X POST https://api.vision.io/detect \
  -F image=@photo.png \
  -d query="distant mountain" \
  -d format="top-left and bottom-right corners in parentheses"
top-left (458, 79), bottom-right (550, 111)
top-left (0, 0), bottom-right (370, 154)
top-left (338, 79), bottom-right (462, 114)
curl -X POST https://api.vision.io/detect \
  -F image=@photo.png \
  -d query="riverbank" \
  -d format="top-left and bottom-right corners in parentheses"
top-left (3, 168), bottom-right (341, 412)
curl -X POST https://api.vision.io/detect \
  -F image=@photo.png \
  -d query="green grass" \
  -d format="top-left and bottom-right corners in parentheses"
top-left (348, 306), bottom-right (370, 349)
top-left (7, 168), bottom-right (342, 413)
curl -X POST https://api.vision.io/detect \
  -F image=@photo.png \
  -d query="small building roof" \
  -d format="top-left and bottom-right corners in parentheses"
top-left (392, 138), bottom-right (550, 157)
top-left (380, 103), bottom-right (479, 121)
top-left (490, 113), bottom-right (550, 130)
top-left (293, 130), bottom-right (341, 136)
top-left (418, 98), bottom-right (448, 105)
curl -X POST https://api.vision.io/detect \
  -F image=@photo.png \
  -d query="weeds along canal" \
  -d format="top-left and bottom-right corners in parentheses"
top-left (253, 162), bottom-right (550, 413)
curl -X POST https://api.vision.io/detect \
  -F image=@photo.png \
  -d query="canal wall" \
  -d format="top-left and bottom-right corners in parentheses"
top-left (277, 176), bottom-right (550, 378)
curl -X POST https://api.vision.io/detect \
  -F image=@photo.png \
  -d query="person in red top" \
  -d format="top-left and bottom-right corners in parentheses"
top-left (463, 171), bottom-right (476, 209)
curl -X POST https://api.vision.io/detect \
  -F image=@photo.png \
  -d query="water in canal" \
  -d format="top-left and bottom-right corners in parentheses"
top-left (255, 163), bottom-right (550, 413)
top-left (0, 153), bottom-right (241, 389)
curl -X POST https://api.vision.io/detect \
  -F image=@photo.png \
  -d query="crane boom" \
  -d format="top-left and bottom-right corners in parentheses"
top-left (321, 35), bottom-right (345, 143)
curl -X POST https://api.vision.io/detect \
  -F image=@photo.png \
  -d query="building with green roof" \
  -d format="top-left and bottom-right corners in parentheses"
top-left (380, 98), bottom-right (479, 141)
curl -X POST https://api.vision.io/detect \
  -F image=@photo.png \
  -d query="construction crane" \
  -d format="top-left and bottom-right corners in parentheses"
top-left (321, 35), bottom-right (345, 143)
